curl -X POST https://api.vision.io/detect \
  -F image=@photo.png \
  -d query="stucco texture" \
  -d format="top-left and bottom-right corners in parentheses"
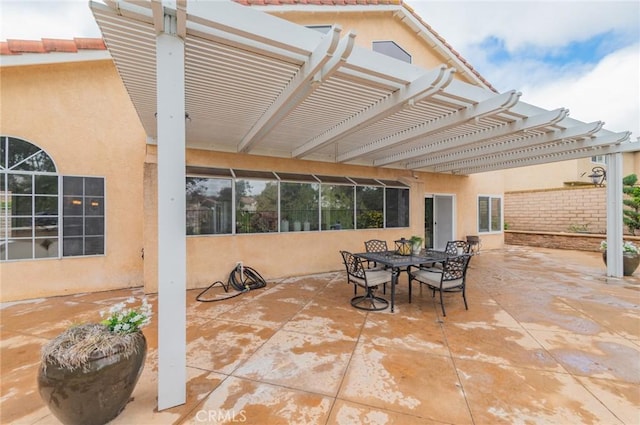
top-left (0, 60), bottom-right (146, 301)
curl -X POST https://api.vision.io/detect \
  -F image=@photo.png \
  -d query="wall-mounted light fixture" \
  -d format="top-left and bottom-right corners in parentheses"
top-left (588, 166), bottom-right (606, 186)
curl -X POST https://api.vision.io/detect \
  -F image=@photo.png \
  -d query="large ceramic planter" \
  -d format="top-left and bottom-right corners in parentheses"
top-left (38, 332), bottom-right (146, 425)
top-left (602, 251), bottom-right (640, 276)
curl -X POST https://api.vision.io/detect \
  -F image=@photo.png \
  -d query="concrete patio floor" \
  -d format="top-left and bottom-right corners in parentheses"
top-left (2, 245), bottom-right (639, 424)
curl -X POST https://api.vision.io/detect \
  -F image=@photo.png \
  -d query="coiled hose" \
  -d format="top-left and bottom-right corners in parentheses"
top-left (196, 264), bottom-right (267, 302)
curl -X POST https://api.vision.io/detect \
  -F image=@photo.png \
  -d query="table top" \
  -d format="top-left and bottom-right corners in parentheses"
top-left (355, 250), bottom-right (448, 268)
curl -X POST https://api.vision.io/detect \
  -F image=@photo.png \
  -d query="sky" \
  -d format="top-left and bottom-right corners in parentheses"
top-left (1, 0), bottom-right (638, 140)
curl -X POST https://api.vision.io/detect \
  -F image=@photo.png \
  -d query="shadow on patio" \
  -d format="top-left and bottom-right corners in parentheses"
top-left (2, 246), bottom-right (639, 424)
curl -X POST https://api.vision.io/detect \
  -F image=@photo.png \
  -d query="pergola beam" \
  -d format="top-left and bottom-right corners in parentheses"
top-left (340, 89), bottom-right (520, 164)
top-left (293, 65), bottom-right (455, 158)
top-left (408, 121), bottom-right (604, 169)
top-left (238, 27), bottom-right (355, 153)
top-left (376, 107), bottom-right (568, 167)
top-left (436, 134), bottom-right (635, 174)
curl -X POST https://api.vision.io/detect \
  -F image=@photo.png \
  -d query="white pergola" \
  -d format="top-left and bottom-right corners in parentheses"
top-left (90, 0), bottom-right (638, 410)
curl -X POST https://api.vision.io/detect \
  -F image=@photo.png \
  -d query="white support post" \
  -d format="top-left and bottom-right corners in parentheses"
top-left (606, 153), bottom-right (623, 278)
top-left (156, 12), bottom-right (187, 409)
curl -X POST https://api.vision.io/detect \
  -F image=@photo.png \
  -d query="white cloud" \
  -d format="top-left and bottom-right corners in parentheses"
top-left (1, 0), bottom-right (637, 140)
top-left (521, 43), bottom-right (640, 136)
top-left (410, 1), bottom-right (639, 52)
top-left (0, 0), bottom-right (101, 41)
top-left (410, 0), bottom-right (639, 138)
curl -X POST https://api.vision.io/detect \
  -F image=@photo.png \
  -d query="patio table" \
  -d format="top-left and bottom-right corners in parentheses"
top-left (355, 250), bottom-right (449, 312)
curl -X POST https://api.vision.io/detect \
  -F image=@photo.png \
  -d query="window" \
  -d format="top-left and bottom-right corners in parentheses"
top-left (184, 169), bottom-right (410, 235)
top-left (186, 177), bottom-right (232, 235)
top-left (591, 155), bottom-right (606, 164)
top-left (478, 195), bottom-right (502, 233)
top-left (372, 41), bottom-right (411, 63)
top-left (306, 25), bottom-right (332, 34)
top-left (62, 176), bottom-right (105, 256)
top-left (385, 187), bottom-right (409, 228)
top-left (1, 136), bottom-right (104, 261)
top-left (321, 184), bottom-right (354, 230)
top-left (280, 182), bottom-right (319, 232)
top-left (235, 179), bottom-right (278, 233)
top-left (356, 186), bottom-right (383, 229)
top-left (1, 137), bottom-right (58, 260)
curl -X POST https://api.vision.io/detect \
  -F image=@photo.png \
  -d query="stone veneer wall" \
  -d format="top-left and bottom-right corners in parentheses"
top-left (505, 231), bottom-right (640, 252)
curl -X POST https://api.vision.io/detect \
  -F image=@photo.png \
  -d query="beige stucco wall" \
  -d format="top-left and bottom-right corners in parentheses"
top-left (142, 147), bottom-right (504, 293)
top-left (266, 10), bottom-right (479, 85)
top-left (0, 8), bottom-right (508, 301)
top-left (503, 154), bottom-right (640, 191)
top-left (0, 60), bottom-right (146, 302)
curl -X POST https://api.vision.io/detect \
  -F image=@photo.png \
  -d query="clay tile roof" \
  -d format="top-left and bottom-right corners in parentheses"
top-left (0, 38), bottom-right (106, 56)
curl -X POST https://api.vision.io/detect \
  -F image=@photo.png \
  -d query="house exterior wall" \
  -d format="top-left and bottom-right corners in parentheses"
top-left (1, 8), bottom-right (508, 302)
top-left (264, 10), bottom-right (478, 85)
top-left (503, 154), bottom-right (640, 191)
top-left (142, 147), bottom-right (504, 293)
top-left (0, 60), bottom-right (147, 302)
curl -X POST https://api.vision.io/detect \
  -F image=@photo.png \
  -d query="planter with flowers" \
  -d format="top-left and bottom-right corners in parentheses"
top-left (600, 241), bottom-right (640, 276)
top-left (38, 297), bottom-right (152, 425)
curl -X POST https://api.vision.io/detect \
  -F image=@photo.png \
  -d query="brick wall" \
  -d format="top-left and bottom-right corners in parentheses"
top-left (504, 186), bottom-right (607, 234)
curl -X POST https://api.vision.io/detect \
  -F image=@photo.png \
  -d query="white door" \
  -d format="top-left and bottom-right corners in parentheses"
top-left (433, 195), bottom-right (454, 250)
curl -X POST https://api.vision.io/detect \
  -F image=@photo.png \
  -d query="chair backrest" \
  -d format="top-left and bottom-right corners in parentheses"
top-left (442, 254), bottom-right (471, 282)
top-left (340, 251), bottom-right (366, 279)
top-left (364, 239), bottom-right (388, 253)
top-left (444, 240), bottom-right (471, 255)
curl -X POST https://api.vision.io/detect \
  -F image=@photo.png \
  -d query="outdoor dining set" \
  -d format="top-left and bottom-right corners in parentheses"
top-left (340, 238), bottom-right (475, 315)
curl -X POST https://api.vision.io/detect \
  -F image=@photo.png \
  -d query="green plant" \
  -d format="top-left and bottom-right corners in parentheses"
top-left (623, 174), bottom-right (640, 235)
top-left (41, 297), bottom-right (151, 372)
top-left (600, 240), bottom-right (639, 254)
top-left (409, 235), bottom-right (423, 246)
top-left (100, 297), bottom-right (153, 334)
top-left (568, 223), bottom-right (590, 233)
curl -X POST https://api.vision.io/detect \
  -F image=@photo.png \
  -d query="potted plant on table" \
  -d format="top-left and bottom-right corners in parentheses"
top-left (600, 240), bottom-right (640, 276)
top-left (38, 296), bottom-right (152, 425)
top-left (410, 235), bottom-right (424, 255)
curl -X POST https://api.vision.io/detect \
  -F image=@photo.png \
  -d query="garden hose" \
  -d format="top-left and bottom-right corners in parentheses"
top-left (196, 263), bottom-right (267, 302)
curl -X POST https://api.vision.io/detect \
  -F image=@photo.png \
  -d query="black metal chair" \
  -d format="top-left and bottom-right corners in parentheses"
top-left (408, 254), bottom-right (471, 316)
top-left (444, 240), bottom-right (471, 255)
top-left (364, 239), bottom-right (390, 292)
top-left (364, 239), bottom-right (388, 268)
top-left (340, 251), bottom-right (391, 311)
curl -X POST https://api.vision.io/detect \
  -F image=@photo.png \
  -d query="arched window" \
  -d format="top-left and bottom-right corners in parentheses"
top-left (1, 136), bottom-right (104, 261)
top-left (1, 137), bottom-right (59, 260)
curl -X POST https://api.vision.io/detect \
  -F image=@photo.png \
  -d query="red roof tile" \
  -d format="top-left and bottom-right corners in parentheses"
top-left (1, 4), bottom-right (493, 90)
top-left (0, 38), bottom-right (106, 56)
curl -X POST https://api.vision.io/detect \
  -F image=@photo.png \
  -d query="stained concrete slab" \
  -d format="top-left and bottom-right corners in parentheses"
top-left (2, 246), bottom-right (639, 424)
